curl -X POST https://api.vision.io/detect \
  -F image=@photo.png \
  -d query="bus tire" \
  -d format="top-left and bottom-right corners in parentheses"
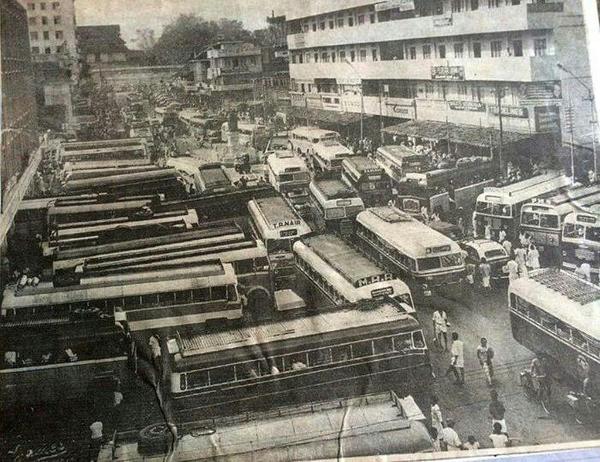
top-left (137, 423), bottom-right (173, 456)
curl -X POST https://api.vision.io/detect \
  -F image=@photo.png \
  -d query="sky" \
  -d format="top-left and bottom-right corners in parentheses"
top-left (75, 0), bottom-right (298, 48)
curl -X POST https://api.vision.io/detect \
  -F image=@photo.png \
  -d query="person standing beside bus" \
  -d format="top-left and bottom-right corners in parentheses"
top-left (432, 309), bottom-right (449, 351)
top-left (430, 395), bottom-right (444, 436)
top-left (477, 338), bottom-right (494, 386)
top-left (447, 332), bottom-right (465, 385)
top-left (498, 227), bottom-right (507, 245)
top-left (503, 258), bottom-right (519, 281)
top-left (514, 246), bottom-right (528, 277)
top-left (479, 258), bottom-right (491, 291)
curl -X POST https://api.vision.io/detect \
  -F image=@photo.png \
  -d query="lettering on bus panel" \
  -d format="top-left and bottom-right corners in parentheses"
top-left (280, 229), bottom-right (298, 238)
top-left (273, 219), bottom-right (302, 229)
top-left (337, 199), bottom-right (352, 206)
top-left (371, 286), bottom-right (394, 298)
top-left (368, 175), bottom-right (382, 181)
top-left (426, 245), bottom-right (451, 254)
top-left (577, 214), bottom-right (597, 224)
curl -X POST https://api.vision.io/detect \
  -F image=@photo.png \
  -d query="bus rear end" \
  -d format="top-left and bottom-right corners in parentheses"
top-left (561, 211), bottom-right (600, 281)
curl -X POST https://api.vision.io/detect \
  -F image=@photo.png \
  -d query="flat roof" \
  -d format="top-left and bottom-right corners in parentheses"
top-left (284, 0), bottom-right (375, 21)
top-left (253, 196), bottom-right (299, 227)
top-left (377, 145), bottom-right (425, 160)
top-left (313, 179), bottom-right (355, 199)
top-left (304, 234), bottom-right (386, 285)
top-left (343, 156), bottom-right (383, 173)
top-left (267, 152), bottom-right (308, 173)
top-left (177, 300), bottom-right (417, 356)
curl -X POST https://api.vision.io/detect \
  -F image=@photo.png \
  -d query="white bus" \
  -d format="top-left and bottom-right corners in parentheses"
top-left (167, 158), bottom-right (234, 195)
top-left (355, 206), bottom-right (465, 297)
top-left (474, 171), bottom-right (571, 240)
top-left (293, 234), bottom-right (414, 310)
top-left (561, 207), bottom-right (600, 279)
top-left (309, 179), bottom-right (365, 234)
top-left (289, 127), bottom-right (352, 174)
top-left (248, 197), bottom-right (312, 288)
top-left (264, 151), bottom-right (311, 210)
top-left (509, 268), bottom-right (600, 384)
top-left (520, 184), bottom-right (600, 250)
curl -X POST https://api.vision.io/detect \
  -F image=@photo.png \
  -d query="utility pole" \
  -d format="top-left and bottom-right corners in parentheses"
top-left (565, 94), bottom-right (575, 184)
top-left (378, 82), bottom-right (384, 145)
top-left (493, 84), bottom-right (505, 175)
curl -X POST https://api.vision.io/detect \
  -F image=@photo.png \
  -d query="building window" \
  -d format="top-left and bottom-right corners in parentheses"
top-left (298, 53), bottom-right (303, 63)
top-left (329, 20), bottom-right (334, 29)
top-left (512, 40), bottom-right (523, 57)
top-left (319, 21), bottom-right (325, 30)
top-left (472, 85), bottom-right (482, 101)
top-left (56, 45), bottom-right (63, 53)
top-left (372, 48), bottom-right (378, 61)
top-left (458, 83), bottom-right (468, 97)
top-left (339, 50), bottom-right (346, 61)
top-left (30, 31), bottom-right (38, 41)
top-left (45, 47), bottom-right (52, 54)
top-left (471, 0), bottom-right (479, 10)
top-left (423, 45), bottom-right (431, 59)
top-left (27, 3), bottom-right (35, 10)
top-left (42, 16), bottom-right (48, 25)
top-left (291, 54), bottom-right (296, 64)
top-left (534, 38), bottom-right (547, 56)
top-left (312, 23), bottom-right (316, 32)
top-left (359, 49), bottom-right (367, 62)
top-left (331, 52), bottom-right (336, 62)
top-left (322, 52), bottom-right (329, 62)
top-left (358, 14), bottom-right (365, 24)
top-left (29, 17), bottom-right (37, 25)
top-left (54, 15), bottom-right (61, 24)
top-left (454, 42), bottom-right (464, 58)
top-left (350, 50), bottom-right (356, 61)
top-left (409, 46), bottom-right (416, 60)
top-left (511, 0), bottom-right (520, 4)
top-left (300, 83), bottom-right (306, 93)
top-left (425, 83), bottom-right (434, 98)
top-left (336, 17), bottom-right (344, 27)
top-left (31, 46), bottom-right (40, 54)
top-left (370, 13), bottom-right (376, 22)
top-left (488, 0), bottom-right (500, 7)
top-left (438, 44), bottom-right (446, 59)
top-left (491, 40), bottom-right (502, 57)
top-left (303, 24), bottom-right (309, 32)
top-left (43, 31), bottom-right (50, 40)
top-left (451, 0), bottom-right (463, 12)
top-left (473, 42), bottom-right (481, 58)
top-left (40, 2), bottom-right (46, 9)
top-left (348, 16), bottom-right (354, 26)
top-left (52, 1), bottom-right (60, 9)
top-left (314, 53), bottom-right (319, 62)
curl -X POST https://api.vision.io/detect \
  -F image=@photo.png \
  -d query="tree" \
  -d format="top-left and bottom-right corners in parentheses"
top-left (135, 28), bottom-right (156, 52)
top-left (151, 14), bottom-right (254, 64)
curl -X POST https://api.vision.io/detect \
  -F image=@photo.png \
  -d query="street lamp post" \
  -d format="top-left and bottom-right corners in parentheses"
top-left (492, 84), bottom-right (507, 174)
top-left (557, 62), bottom-right (598, 181)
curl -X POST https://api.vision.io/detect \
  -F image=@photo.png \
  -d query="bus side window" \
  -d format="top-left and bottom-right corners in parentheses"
top-left (211, 286), bottom-right (227, 300)
top-left (192, 288), bottom-right (210, 302)
top-left (351, 340), bottom-right (373, 358)
top-left (238, 360), bottom-right (260, 379)
top-left (208, 366), bottom-right (235, 385)
top-left (187, 370), bottom-right (209, 389)
top-left (226, 285), bottom-right (237, 301)
top-left (124, 295), bottom-right (141, 307)
top-left (556, 321), bottom-right (571, 340)
top-left (572, 330), bottom-right (588, 350)
top-left (394, 333), bottom-right (412, 352)
top-left (412, 331), bottom-right (426, 349)
top-left (509, 293), bottom-right (516, 309)
top-left (373, 337), bottom-right (394, 354)
top-left (141, 294), bottom-right (159, 307)
top-left (331, 345), bottom-right (351, 363)
top-left (540, 312), bottom-right (557, 333)
top-left (174, 290), bottom-right (192, 305)
top-left (283, 352), bottom-right (309, 371)
top-left (158, 292), bottom-right (175, 305)
top-left (308, 348), bottom-right (332, 366)
top-left (587, 338), bottom-right (600, 358)
top-left (236, 259), bottom-right (254, 275)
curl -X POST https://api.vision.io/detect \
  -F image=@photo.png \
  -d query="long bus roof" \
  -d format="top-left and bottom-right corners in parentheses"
top-left (266, 152), bottom-right (308, 174)
top-left (478, 171), bottom-right (571, 206)
top-left (300, 234), bottom-right (389, 287)
top-left (377, 145), bottom-right (426, 161)
top-left (175, 299), bottom-right (419, 359)
top-left (510, 269), bottom-right (600, 339)
top-left (64, 169), bottom-right (177, 191)
top-left (356, 207), bottom-right (462, 257)
top-left (65, 158), bottom-right (152, 171)
top-left (522, 190), bottom-right (600, 218)
top-left (311, 179), bottom-right (356, 200)
top-left (104, 391), bottom-right (431, 460)
top-left (2, 263), bottom-right (236, 310)
top-left (521, 185), bottom-right (600, 215)
top-left (60, 144), bottom-right (146, 159)
top-left (248, 197), bottom-right (311, 239)
top-left (61, 138), bottom-right (147, 151)
top-left (291, 126), bottom-right (338, 138)
top-left (342, 156), bottom-right (384, 178)
top-left (48, 199), bottom-right (152, 217)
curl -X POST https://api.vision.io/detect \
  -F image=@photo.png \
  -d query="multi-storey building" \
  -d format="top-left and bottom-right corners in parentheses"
top-left (285, 0), bottom-right (594, 155)
top-left (76, 25), bottom-right (130, 69)
top-left (18, 0), bottom-right (77, 67)
top-left (1, 0), bottom-right (38, 210)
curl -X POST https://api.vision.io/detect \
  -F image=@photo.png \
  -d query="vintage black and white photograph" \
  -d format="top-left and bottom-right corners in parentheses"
top-left (1, 0), bottom-right (600, 460)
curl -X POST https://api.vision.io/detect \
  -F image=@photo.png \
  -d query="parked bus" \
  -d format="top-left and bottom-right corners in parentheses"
top-left (342, 156), bottom-right (391, 207)
top-left (561, 208), bottom-right (600, 280)
top-left (374, 145), bottom-right (428, 184)
top-left (520, 184), bottom-right (600, 250)
top-left (2, 262), bottom-right (242, 335)
top-left (59, 138), bottom-right (147, 163)
top-left (354, 206), bottom-right (465, 297)
top-left (0, 322), bottom-right (128, 410)
top-left (509, 268), bottom-right (600, 385)
top-left (473, 171), bottom-right (571, 240)
top-left (309, 179), bottom-right (364, 234)
top-left (248, 197), bottom-right (311, 290)
top-left (289, 127), bottom-right (352, 174)
top-left (167, 298), bottom-right (431, 418)
top-left (167, 158), bottom-right (235, 195)
top-left (264, 151), bottom-right (311, 211)
top-left (101, 391), bottom-right (433, 460)
top-left (293, 234), bottom-right (414, 310)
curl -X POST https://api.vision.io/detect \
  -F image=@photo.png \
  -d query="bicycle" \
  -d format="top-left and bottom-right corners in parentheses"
top-left (520, 370), bottom-right (551, 414)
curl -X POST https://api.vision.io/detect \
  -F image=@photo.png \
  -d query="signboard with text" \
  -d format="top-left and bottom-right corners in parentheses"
top-left (385, 102), bottom-right (416, 119)
top-left (433, 16), bottom-right (453, 26)
top-left (375, 0), bottom-right (415, 11)
top-left (489, 105), bottom-right (529, 118)
top-left (431, 66), bottom-right (465, 81)
top-left (448, 100), bottom-right (486, 112)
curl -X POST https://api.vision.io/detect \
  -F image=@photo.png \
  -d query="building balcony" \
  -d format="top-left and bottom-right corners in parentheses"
top-left (289, 54), bottom-right (557, 83)
top-left (287, 3), bottom-right (564, 50)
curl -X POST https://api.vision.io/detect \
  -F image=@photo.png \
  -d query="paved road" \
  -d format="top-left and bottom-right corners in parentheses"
top-left (418, 285), bottom-right (600, 450)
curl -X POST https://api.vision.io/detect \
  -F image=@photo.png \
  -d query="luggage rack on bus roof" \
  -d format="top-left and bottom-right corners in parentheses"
top-left (530, 268), bottom-right (600, 306)
top-left (369, 206), bottom-right (413, 223)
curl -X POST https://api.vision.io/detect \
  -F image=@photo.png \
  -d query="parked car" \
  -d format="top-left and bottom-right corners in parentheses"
top-left (459, 239), bottom-right (510, 284)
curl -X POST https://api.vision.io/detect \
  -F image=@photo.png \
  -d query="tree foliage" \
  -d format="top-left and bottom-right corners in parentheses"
top-left (151, 15), bottom-right (253, 64)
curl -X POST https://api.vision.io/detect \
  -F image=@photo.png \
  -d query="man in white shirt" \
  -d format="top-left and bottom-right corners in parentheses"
top-left (89, 420), bottom-right (103, 461)
top-left (441, 419), bottom-right (463, 451)
top-left (489, 422), bottom-right (509, 448)
top-left (432, 309), bottom-right (449, 351)
top-left (446, 332), bottom-right (465, 384)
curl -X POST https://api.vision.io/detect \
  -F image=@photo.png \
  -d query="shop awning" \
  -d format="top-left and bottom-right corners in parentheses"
top-left (286, 106), bottom-right (371, 126)
top-left (382, 120), bottom-right (534, 148)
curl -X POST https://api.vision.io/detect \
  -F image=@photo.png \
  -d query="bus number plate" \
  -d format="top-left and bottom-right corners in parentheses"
top-left (280, 229), bottom-right (298, 237)
top-left (371, 287), bottom-right (394, 297)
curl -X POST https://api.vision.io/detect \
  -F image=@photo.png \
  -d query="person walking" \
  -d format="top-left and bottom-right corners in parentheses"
top-left (432, 308), bottom-right (449, 351)
top-left (526, 244), bottom-right (540, 270)
top-left (502, 239), bottom-right (513, 258)
top-left (514, 246), bottom-right (528, 277)
top-left (484, 223), bottom-right (492, 240)
top-left (430, 395), bottom-right (444, 435)
top-left (477, 337), bottom-right (494, 386)
top-left (89, 420), bottom-right (103, 461)
top-left (489, 422), bottom-right (509, 448)
top-left (489, 390), bottom-right (508, 434)
top-left (503, 258), bottom-right (519, 282)
top-left (479, 258), bottom-right (492, 291)
top-left (498, 227), bottom-right (507, 244)
top-left (441, 419), bottom-right (463, 451)
top-left (446, 332), bottom-right (465, 385)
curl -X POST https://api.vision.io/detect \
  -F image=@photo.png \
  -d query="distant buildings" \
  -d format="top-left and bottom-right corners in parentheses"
top-left (76, 25), bottom-right (130, 68)
top-left (1, 0), bottom-right (39, 209)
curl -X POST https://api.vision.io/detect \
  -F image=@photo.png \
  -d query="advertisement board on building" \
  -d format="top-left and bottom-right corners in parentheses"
top-left (431, 66), bottom-right (465, 81)
top-left (433, 16), bottom-right (453, 26)
top-left (489, 105), bottom-right (529, 118)
top-left (534, 105), bottom-right (561, 133)
top-left (375, 0), bottom-right (415, 12)
top-left (306, 95), bottom-right (323, 110)
top-left (385, 101), bottom-right (416, 119)
top-left (448, 100), bottom-right (486, 112)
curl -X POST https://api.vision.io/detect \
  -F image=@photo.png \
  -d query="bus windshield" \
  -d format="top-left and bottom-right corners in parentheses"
top-left (266, 239), bottom-right (292, 253)
top-left (476, 201), bottom-right (511, 217)
top-left (418, 253), bottom-right (462, 271)
top-left (587, 226), bottom-right (600, 243)
top-left (522, 211), bottom-right (559, 229)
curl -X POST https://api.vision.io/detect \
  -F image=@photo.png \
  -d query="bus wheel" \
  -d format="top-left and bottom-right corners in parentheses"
top-left (137, 423), bottom-right (174, 456)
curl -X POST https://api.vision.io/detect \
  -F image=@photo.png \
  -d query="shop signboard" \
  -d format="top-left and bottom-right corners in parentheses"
top-left (375, 0), bottom-right (415, 12)
top-left (489, 105), bottom-right (529, 118)
top-left (448, 100), bottom-right (486, 112)
top-left (431, 66), bottom-right (464, 81)
top-left (534, 105), bottom-right (561, 133)
top-left (433, 16), bottom-right (452, 26)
